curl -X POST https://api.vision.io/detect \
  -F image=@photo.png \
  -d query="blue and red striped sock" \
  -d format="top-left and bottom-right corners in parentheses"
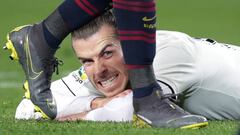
top-left (112, 0), bottom-right (161, 98)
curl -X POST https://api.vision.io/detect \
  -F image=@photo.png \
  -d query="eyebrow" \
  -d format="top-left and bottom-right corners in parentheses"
top-left (77, 44), bottom-right (115, 61)
top-left (99, 44), bottom-right (115, 57)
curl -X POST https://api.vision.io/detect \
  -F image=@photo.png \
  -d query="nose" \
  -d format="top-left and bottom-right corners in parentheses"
top-left (94, 60), bottom-right (107, 77)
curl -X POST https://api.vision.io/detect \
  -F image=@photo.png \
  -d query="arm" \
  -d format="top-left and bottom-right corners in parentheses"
top-left (57, 90), bottom-right (133, 122)
top-left (15, 68), bottom-right (104, 120)
top-left (86, 90), bottom-right (133, 122)
top-left (91, 90), bottom-right (131, 109)
top-left (56, 97), bottom-right (113, 121)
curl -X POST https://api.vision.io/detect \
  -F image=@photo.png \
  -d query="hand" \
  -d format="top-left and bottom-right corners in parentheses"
top-left (57, 89), bottom-right (132, 121)
top-left (90, 97), bottom-right (113, 109)
top-left (90, 89), bottom-right (132, 109)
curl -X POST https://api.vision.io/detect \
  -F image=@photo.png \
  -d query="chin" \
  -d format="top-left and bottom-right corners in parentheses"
top-left (102, 88), bottom-right (122, 97)
top-left (97, 80), bottom-right (127, 97)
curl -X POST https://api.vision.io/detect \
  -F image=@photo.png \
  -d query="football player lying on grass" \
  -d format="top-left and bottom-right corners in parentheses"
top-left (16, 12), bottom-right (240, 122)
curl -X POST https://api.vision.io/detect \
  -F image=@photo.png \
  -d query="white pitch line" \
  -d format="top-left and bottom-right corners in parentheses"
top-left (0, 70), bottom-right (76, 89)
top-left (0, 71), bottom-right (23, 88)
top-left (0, 82), bottom-right (22, 88)
top-left (0, 71), bottom-right (22, 79)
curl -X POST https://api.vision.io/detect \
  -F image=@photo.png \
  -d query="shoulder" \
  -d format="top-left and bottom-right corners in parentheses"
top-left (156, 30), bottom-right (193, 43)
top-left (155, 30), bottom-right (196, 58)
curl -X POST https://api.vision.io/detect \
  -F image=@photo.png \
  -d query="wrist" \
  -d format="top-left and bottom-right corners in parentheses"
top-left (90, 97), bottom-right (102, 109)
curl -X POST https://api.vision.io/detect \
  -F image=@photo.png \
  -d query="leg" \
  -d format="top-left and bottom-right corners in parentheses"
top-left (112, 0), bottom-right (207, 128)
top-left (182, 89), bottom-right (240, 120)
top-left (4, 0), bottom-right (111, 119)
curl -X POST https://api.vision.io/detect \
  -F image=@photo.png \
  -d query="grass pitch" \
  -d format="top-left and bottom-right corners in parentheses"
top-left (0, 0), bottom-right (240, 134)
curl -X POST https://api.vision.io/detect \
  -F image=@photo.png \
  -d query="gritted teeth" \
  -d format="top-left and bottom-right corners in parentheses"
top-left (99, 75), bottom-right (117, 87)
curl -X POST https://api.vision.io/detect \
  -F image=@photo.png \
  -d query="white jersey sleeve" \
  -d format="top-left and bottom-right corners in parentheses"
top-left (54, 67), bottom-right (134, 121)
top-left (86, 92), bottom-right (133, 122)
top-left (51, 67), bottom-right (102, 97)
top-left (16, 67), bottom-right (105, 120)
top-left (50, 67), bottom-right (104, 118)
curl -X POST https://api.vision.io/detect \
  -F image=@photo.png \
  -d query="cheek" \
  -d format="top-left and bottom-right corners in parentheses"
top-left (112, 57), bottom-right (128, 80)
top-left (116, 59), bottom-right (127, 75)
top-left (84, 67), bottom-right (94, 81)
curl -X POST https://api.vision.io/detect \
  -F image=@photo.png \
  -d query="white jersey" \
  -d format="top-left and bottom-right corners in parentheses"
top-left (154, 31), bottom-right (240, 119)
top-left (15, 30), bottom-right (240, 121)
top-left (154, 30), bottom-right (240, 96)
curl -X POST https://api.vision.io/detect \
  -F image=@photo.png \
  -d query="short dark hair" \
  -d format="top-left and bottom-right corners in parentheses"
top-left (71, 11), bottom-right (117, 40)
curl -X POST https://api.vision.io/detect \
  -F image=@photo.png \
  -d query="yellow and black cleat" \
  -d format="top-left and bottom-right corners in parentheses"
top-left (133, 113), bottom-right (208, 129)
top-left (3, 25), bottom-right (31, 60)
top-left (180, 122), bottom-right (208, 129)
top-left (3, 25), bottom-right (57, 119)
top-left (133, 114), bottom-right (151, 128)
top-left (22, 81), bottom-right (50, 119)
top-left (23, 81), bottom-right (30, 99)
top-left (133, 89), bottom-right (208, 129)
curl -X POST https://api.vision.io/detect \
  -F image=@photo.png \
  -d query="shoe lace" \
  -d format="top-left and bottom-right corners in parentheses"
top-left (43, 57), bottom-right (63, 82)
top-left (157, 93), bottom-right (186, 118)
top-left (53, 57), bottom-right (63, 75)
top-left (162, 93), bottom-right (179, 103)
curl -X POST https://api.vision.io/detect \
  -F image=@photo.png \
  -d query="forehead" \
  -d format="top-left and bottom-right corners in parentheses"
top-left (72, 25), bottom-right (120, 57)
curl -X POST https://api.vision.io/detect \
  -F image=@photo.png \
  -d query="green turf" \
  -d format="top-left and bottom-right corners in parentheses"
top-left (0, 0), bottom-right (240, 134)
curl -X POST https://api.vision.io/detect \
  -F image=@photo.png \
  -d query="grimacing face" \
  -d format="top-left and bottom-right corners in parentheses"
top-left (72, 24), bottom-right (129, 97)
